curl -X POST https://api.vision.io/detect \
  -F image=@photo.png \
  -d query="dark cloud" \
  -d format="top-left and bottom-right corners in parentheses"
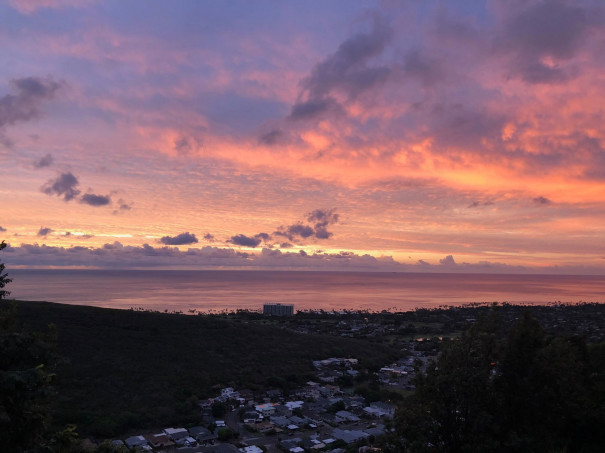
top-left (288, 16), bottom-right (393, 121)
top-left (33, 153), bottom-right (53, 169)
top-left (4, 243), bottom-right (597, 274)
top-left (229, 234), bottom-right (261, 247)
top-left (308, 208), bottom-right (340, 239)
top-left (495, 0), bottom-right (600, 84)
top-left (229, 233), bottom-right (270, 248)
top-left (203, 233), bottom-right (215, 242)
top-left (258, 129), bottom-right (283, 145)
top-left (0, 226), bottom-right (6, 232)
top-left (315, 228), bottom-right (332, 239)
top-left (1, 242), bottom-right (404, 272)
top-left (439, 255), bottom-right (457, 266)
top-left (430, 104), bottom-right (508, 151)
top-left (42, 172), bottom-right (123, 209)
top-left (0, 77), bottom-right (62, 131)
top-left (113, 199), bottom-right (132, 215)
top-left (160, 232), bottom-right (199, 245)
top-left (308, 208), bottom-right (339, 229)
top-left (533, 196), bottom-right (552, 205)
top-left (37, 227), bottom-right (53, 237)
top-left (403, 50), bottom-right (445, 87)
top-left (278, 224), bottom-right (314, 240)
top-left (468, 200), bottom-right (495, 208)
top-left (275, 208), bottom-right (339, 241)
top-left (41, 172), bottom-right (80, 201)
top-left (516, 61), bottom-right (569, 85)
top-left (80, 193), bottom-right (111, 207)
top-left (289, 97), bottom-right (341, 121)
top-left (432, 8), bottom-right (480, 43)
top-left (302, 18), bottom-right (392, 98)
top-left (500, 1), bottom-right (591, 59)
top-left (280, 242), bottom-right (293, 249)
top-left (255, 232), bottom-right (271, 241)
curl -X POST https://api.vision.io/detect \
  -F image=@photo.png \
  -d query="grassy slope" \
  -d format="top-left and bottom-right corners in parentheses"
top-left (15, 301), bottom-right (398, 438)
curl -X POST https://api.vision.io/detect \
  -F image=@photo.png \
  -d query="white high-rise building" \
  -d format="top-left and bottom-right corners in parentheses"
top-left (263, 303), bottom-right (294, 316)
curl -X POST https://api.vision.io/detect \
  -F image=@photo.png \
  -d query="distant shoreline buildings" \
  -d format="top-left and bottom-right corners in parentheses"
top-left (263, 303), bottom-right (294, 316)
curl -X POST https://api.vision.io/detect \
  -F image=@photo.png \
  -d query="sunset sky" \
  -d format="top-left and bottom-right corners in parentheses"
top-left (1, 0), bottom-right (604, 273)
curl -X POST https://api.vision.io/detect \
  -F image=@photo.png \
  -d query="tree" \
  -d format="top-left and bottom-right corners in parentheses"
top-left (394, 310), bottom-right (605, 452)
top-left (217, 427), bottom-right (235, 441)
top-left (0, 240), bottom-right (11, 300)
top-left (397, 311), bottom-right (501, 452)
top-left (0, 242), bottom-right (60, 451)
top-left (211, 400), bottom-right (228, 418)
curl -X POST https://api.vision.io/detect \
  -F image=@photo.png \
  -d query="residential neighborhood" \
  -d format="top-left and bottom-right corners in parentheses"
top-left (88, 302), bottom-right (605, 452)
top-left (100, 357), bottom-right (407, 453)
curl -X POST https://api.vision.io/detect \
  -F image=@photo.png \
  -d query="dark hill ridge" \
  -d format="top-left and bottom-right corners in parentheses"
top-left (15, 301), bottom-right (398, 437)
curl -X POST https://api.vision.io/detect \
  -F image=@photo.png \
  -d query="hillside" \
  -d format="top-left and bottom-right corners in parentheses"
top-left (14, 301), bottom-right (399, 438)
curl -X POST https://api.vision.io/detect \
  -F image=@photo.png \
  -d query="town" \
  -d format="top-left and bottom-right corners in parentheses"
top-left (93, 302), bottom-right (605, 452)
top-left (105, 358), bottom-right (402, 453)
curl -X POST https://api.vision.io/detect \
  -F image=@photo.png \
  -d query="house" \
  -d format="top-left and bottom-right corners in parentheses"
top-left (124, 435), bottom-right (150, 450)
top-left (221, 387), bottom-right (239, 399)
top-left (363, 407), bottom-right (384, 418)
top-left (145, 433), bottom-right (174, 449)
top-left (364, 424), bottom-right (386, 438)
top-left (288, 415), bottom-right (306, 426)
top-left (240, 446), bottom-right (263, 453)
top-left (256, 420), bottom-right (276, 433)
top-left (255, 402), bottom-right (278, 415)
top-left (369, 402), bottom-right (395, 417)
top-left (332, 428), bottom-right (369, 444)
top-left (285, 401), bottom-right (304, 411)
top-left (201, 444), bottom-right (240, 453)
top-left (319, 413), bottom-right (338, 424)
top-left (189, 426), bottom-right (217, 443)
top-left (279, 437), bottom-right (302, 452)
top-left (304, 439), bottom-right (326, 451)
top-left (335, 410), bottom-right (360, 422)
top-left (175, 436), bottom-right (198, 448)
top-left (270, 415), bottom-right (289, 428)
top-left (164, 427), bottom-right (190, 440)
top-left (243, 411), bottom-right (262, 423)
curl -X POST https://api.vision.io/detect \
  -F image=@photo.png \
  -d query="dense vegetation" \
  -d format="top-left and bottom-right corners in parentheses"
top-left (1, 241), bottom-right (69, 451)
top-left (393, 309), bottom-right (605, 453)
top-left (14, 300), bottom-right (399, 438)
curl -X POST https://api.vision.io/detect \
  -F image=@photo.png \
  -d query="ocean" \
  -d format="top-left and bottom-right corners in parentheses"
top-left (6, 269), bottom-right (605, 313)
